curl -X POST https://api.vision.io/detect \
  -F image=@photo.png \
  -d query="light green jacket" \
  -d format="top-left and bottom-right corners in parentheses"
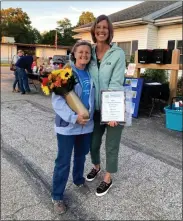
top-left (88, 43), bottom-right (125, 110)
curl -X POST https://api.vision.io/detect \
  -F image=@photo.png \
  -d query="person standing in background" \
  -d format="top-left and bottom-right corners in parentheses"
top-left (11, 50), bottom-right (24, 92)
top-left (15, 55), bottom-right (37, 94)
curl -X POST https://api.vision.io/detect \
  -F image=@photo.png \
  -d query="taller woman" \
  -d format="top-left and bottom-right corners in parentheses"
top-left (86, 15), bottom-right (126, 196)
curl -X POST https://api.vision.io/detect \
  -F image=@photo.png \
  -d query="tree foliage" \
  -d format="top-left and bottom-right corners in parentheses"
top-left (41, 30), bottom-right (62, 45)
top-left (0, 8), bottom-right (42, 44)
top-left (56, 18), bottom-right (76, 46)
top-left (1, 8), bottom-right (77, 46)
top-left (77, 11), bottom-right (95, 26)
top-left (1, 7), bottom-right (31, 26)
top-left (57, 18), bottom-right (72, 32)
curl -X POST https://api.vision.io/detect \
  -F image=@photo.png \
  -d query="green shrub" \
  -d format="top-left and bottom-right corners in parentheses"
top-left (130, 55), bottom-right (135, 63)
top-left (177, 75), bottom-right (183, 96)
top-left (142, 69), bottom-right (168, 83)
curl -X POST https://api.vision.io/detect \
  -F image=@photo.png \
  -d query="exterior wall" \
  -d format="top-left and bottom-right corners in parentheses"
top-left (0, 44), bottom-right (68, 63)
top-left (1, 44), bottom-right (17, 63)
top-left (36, 47), bottom-right (67, 58)
top-left (77, 25), bottom-right (149, 49)
top-left (146, 24), bottom-right (158, 49)
top-left (75, 32), bottom-right (93, 43)
top-left (157, 24), bottom-right (182, 48)
top-left (113, 25), bottom-right (148, 49)
top-left (157, 24), bottom-right (182, 78)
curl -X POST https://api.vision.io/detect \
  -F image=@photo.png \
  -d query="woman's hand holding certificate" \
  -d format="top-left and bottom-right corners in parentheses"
top-left (101, 90), bottom-right (125, 124)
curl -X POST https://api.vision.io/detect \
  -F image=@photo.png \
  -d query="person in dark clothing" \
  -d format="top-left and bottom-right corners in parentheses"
top-left (15, 55), bottom-right (37, 94)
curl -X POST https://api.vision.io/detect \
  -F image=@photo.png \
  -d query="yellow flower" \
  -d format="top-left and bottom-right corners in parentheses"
top-left (61, 68), bottom-right (72, 80)
top-left (64, 68), bottom-right (72, 76)
top-left (41, 85), bottom-right (50, 95)
top-left (51, 69), bottom-right (61, 76)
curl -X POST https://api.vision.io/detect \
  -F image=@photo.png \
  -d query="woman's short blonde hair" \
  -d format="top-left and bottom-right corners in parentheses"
top-left (70, 40), bottom-right (92, 62)
top-left (91, 15), bottom-right (113, 44)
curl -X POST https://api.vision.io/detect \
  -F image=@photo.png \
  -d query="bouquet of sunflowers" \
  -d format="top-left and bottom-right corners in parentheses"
top-left (41, 67), bottom-right (89, 119)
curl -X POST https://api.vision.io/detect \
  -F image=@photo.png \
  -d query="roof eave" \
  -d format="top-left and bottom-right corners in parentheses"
top-left (112, 18), bottom-right (152, 28)
top-left (73, 27), bottom-right (91, 33)
top-left (73, 18), bottom-right (152, 32)
top-left (154, 16), bottom-right (182, 26)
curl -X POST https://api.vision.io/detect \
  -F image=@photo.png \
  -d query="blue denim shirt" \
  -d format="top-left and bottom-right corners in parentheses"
top-left (52, 64), bottom-right (95, 135)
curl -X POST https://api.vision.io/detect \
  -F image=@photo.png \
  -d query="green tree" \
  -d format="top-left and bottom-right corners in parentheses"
top-left (56, 18), bottom-right (76, 46)
top-left (57, 18), bottom-right (72, 32)
top-left (30, 28), bottom-right (42, 44)
top-left (0, 8), bottom-right (42, 44)
top-left (41, 30), bottom-right (62, 45)
top-left (1, 8), bottom-right (31, 26)
top-left (77, 11), bottom-right (95, 26)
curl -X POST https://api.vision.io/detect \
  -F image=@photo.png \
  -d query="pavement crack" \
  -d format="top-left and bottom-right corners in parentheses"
top-left (1, 139), bottom-right (99, 220)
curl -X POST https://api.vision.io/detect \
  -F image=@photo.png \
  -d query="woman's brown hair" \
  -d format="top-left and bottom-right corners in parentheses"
top-left (91, 14), bottom-right (113, 44)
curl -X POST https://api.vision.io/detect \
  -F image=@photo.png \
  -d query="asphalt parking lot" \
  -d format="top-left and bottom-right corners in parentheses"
top-left (1, 66), bottom-right (182, 220)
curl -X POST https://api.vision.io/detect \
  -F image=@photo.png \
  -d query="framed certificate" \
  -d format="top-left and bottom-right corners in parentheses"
top-left (101, 90), bottom-right (125, 123)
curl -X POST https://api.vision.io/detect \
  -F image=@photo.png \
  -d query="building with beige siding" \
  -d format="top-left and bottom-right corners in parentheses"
top-left (73, 1), bottom-right (182, 64)
top-left (1, 42), bottom-right (71, 64)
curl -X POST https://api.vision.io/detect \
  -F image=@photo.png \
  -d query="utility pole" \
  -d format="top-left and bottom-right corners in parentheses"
top-left (55, 29), bottom-right (58, 52)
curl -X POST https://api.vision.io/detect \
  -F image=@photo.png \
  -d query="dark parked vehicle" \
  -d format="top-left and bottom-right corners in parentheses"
top-left (52, 55), bottom-right (69, 65)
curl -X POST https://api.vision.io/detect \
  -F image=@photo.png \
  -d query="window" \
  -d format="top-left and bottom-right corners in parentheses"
top-left (168, 40), bottom-right (175, 50)
top-left (167, 40), bottom-right (182, 64)
top-left (177, 40), bottom-right (183, 64)
top-left (131, 40), bottom-right (138, 55)
top-left (118, 42), bottom-right (131, 62)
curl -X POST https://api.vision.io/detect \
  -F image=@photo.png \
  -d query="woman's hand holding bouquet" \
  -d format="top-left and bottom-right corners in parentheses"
top-left (41, 67), bottom-right (89, 119)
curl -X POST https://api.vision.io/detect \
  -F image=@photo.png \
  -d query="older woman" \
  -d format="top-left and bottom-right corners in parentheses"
top-left (86, 15), bottom-right (126, 196)
top-left (51, 41), bottom-right (95, 214)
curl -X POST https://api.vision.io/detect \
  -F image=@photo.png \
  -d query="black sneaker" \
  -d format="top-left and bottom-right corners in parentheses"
top-left (96, 180), bottom-right (113, 196)
top-left (86, 168), bottom-right (101, 181)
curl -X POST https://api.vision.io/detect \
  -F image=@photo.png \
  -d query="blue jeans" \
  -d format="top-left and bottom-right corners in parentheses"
top-left (16, 67), bottom-right (30, 93)
top-left (52, 133), bottom-right (91, 200)
top-left (13, 70), bottom-right (20, 90)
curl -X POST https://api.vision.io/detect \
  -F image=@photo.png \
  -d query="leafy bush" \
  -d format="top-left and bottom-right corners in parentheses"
top-left (177, 75), bottom-right (183, 96)
top-left (130, 55), bottom-right (135, 63)
top-left (142, 69), bottom-right (168, 83)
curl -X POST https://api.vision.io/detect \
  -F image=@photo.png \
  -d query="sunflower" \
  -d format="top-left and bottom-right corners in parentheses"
top-left (41, 85), bottom-right (50, 95)
top-left (51, 69), bottom-right (61, 76)
top-left (61, 68), bottom-right (72, 80)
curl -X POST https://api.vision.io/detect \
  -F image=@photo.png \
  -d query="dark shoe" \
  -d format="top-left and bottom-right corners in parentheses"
top-left (52, 200), bottom-right (66, 215)
top-left (96, 180), bottom-right (113, 196)
top-left (76, 182), bottom-right (90, 195)
top-left (86, 168), bottom-right (101, 181)
top-left (21, 92), bottom-right (25, 95)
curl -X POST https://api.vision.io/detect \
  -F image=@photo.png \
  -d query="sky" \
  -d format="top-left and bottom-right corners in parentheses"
top-left (2, 1), bottom-right (142, 33)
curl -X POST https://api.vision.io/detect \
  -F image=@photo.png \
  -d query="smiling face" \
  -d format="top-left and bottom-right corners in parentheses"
top-left (74, 45), bottom-right (91, 68)
top-left (94, 19), bottom-right (109, 43)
